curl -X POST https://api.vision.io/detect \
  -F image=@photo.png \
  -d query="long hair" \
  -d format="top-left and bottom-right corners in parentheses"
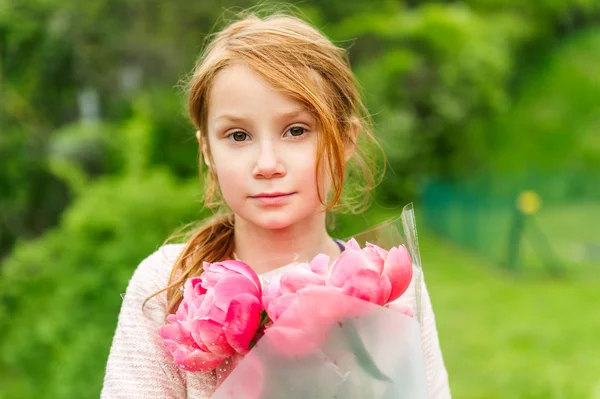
top-left (147, 11), bottom-right (383, 316)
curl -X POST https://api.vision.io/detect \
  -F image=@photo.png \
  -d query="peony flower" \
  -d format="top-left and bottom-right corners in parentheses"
top-left (194, 260), bottom-right (263, 355)
top-left (327, 238), bottom-right (413, 305)
top-left (263, 285), bottom-right (359, 358)
top-left (158, 278), bottom-right (223, 372)
top-left (159, 260), bottom-right (263, 372)
top-left (263, 254), bottom-right (329, 323)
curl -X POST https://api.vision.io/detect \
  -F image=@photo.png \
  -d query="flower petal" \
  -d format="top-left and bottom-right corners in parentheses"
top-left (327, 248), bottom-right (374, 287)
top-left (196, 290), bottom-right (226, 325)
top-left (205, 260), bottom-right (262, 295)
top-left (200, 262), bottom-right (223, 289)
top-left (266, 293), bottom-right (297, 322)
top-left (362, 243), bottom-right (387, 274)
top-left (341, 268), bottom-right (386, 305)
top-left (212, 274), bottom-right (260, 312)
top-left (382, 246), bottom-right (413, 302)
top-left (262, 275), bottom-right (281, 310)
top-left (380, 275), bottom-right (392, 304)
top-left (279, 268), bottom-right (325, 294)
top-left (159, 322), bottom-right (223, 371)
top-left (183, 277), bottom-right (205, 302)
top-left (172, 346), bottom-right (224, 372)
top-left (309, 254), bottom-right (329, 277)
top-left (192, 319), bottom-right (235, 357)
top-left (345, 238), bottom-right (361, 250)
top-left (159, 320), bottom-right (198, 349)
top-left (365, 242), bottom-right (389, 259)
top-left (224, 293), bottom-right (262, 354)
top-left (168, 299), bottom-right (189, 324)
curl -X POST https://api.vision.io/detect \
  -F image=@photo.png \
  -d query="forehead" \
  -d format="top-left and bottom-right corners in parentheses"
top-left (207, 63), bottom-right (310, 120)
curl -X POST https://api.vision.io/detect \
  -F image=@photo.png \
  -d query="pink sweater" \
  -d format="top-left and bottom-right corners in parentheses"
top-left (101, 244), bottom-right (451, 398)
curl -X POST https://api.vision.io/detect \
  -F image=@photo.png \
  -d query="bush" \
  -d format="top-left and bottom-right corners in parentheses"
top-left (0, 170), bottom-right (205, 398)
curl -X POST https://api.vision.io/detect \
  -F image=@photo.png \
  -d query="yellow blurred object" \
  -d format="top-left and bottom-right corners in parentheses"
top-left (517, 191), bottom-right (542, 215)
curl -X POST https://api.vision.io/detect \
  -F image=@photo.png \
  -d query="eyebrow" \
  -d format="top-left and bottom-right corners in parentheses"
top-left (214, 108), bottom-right (311, 124)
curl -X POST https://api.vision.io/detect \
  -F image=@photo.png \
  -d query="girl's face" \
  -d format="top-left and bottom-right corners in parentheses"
top-left (204, 63), bottom-right (328, 230)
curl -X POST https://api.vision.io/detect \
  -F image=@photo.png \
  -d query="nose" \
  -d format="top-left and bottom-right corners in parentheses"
top-left (252, 139), bottom-right (286, 179)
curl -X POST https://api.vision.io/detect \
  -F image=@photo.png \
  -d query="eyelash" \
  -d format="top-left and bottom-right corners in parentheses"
top-left (226, 125), bottom-right (308, 142)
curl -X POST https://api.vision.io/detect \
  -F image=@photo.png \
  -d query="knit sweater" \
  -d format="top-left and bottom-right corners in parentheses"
top-left (101, 244), bottom-right (451, 398)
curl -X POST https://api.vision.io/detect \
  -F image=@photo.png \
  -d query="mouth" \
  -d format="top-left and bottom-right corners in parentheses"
top-left (251, 192), bottom-right (294, 198)
top-left (250, 192), bottom-right (295, 205)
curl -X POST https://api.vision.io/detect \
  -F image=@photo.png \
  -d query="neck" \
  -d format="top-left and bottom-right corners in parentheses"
top-left (233, 213), bottom-right (341, 274)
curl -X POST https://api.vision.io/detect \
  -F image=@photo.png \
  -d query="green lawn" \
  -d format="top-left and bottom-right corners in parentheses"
top-left (420, 231), bottom-right (600, 398)
top-left (528, 202), bottom-right (600, 275)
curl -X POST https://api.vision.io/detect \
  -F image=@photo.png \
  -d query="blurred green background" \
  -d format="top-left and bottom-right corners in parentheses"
top-left (1, 0), bottom-right (599, 397)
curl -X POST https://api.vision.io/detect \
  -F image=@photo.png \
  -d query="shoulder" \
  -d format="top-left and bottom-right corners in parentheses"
top-left (124, 243), bottom-right (186, 300)
top-left (132, 244), bottom-right (186, 280)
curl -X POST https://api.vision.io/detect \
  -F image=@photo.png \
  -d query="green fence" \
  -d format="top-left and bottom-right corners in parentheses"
top-left (421, 172), bottom-right (600, 275)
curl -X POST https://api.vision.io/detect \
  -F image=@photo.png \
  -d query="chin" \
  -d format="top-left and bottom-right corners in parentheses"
top-left (252, 216), bottom-right (295, 230)
top-left (241, 210), bottom-right (301, 231)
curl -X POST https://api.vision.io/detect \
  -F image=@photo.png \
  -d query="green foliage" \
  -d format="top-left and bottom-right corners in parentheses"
top-left (0, 170), bottom-right (203, 398)
top-left (488, 27), bottom-right (600, 176)
top-left (0, 130), bottom-right (71, 258)
top-left (326, 4), bottom-right (531, 201)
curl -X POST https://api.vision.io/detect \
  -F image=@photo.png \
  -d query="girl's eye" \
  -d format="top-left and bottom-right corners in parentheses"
top-left (229, 131), bottom-right (249, 142)
top-left (285, 126), bottom-right (306, 137)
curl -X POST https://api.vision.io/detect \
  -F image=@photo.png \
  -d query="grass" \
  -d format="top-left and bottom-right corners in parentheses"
top-left (419, 230), bottom-right (600, 398)
top-left (529, 202), bottom-right (600, 275)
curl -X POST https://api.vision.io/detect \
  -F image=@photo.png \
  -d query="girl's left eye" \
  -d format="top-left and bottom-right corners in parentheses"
top-left (284, 126), bottom-right (306, 138)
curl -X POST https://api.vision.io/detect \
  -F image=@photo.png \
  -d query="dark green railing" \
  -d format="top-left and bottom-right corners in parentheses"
top-left (421, 172), bottom-right (600, 274)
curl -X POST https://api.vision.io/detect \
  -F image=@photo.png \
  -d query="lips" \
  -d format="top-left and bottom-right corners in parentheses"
top-left (250, 192), bottom-right (295, 205)
top-left (251, 192), bottom-right (293, 198)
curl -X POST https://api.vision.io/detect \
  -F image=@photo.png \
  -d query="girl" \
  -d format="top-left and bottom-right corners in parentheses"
top-left (101, 11), bottom-right (450, 398)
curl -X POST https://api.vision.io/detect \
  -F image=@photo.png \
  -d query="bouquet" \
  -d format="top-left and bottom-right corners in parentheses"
top-left (159, 204), bottom-right (429, 398)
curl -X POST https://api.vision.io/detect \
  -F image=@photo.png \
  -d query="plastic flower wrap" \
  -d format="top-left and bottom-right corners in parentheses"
top-left (159, 203), bottom-right (428, 398)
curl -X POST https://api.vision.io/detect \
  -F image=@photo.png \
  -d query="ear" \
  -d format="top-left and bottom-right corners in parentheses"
top-left (344, 118), bottom-right (359, 163)
top-left (197, 130), bottom-right (212, 169)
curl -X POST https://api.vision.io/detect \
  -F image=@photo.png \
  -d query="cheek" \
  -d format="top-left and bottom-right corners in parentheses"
top-left (214, 163), bottom-right (244, 197)
top-left (288, 141), bottom-right (332, 197)
top-left (210, 147), bottom-right (246, 198)
top-left (299, 156), bottom-right (331, 202)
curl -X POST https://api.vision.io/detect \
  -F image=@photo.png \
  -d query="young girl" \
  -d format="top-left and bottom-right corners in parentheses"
top-left (101, 11), bottom-right (450, 398)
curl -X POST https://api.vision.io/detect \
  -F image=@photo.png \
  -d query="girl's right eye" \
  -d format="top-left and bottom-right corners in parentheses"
top-left (228, 131), bottom-right (249, 142)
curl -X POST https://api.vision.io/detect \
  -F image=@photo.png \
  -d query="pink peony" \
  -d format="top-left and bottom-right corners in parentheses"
top-left (158, 278), bottom-right (223, 371)
top-left (263, 254), bottom-right (329, 323)
top-left (161, 240), bottom-right (414, 370)
top-left (263, 241), bottom-right (413, 331)
top-left (159, 260), bottom-right (263, 372)
top-left (327, 238), bottom-right (413, 305)
top-left (261, 242), bottom-right (414, 358)
top-left (264, 285), bottom-right (374, 358)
